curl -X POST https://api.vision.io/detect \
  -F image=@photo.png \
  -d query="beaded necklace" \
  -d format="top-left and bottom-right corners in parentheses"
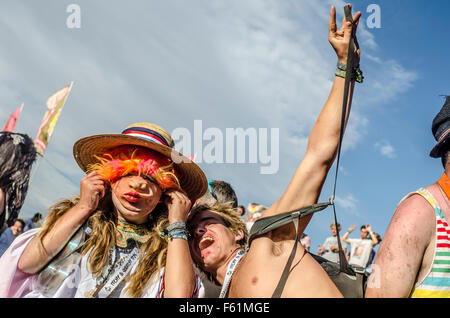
top-left (115, 219), bottom-right (150, 248)
top-left (84, 220), bottom-right (149, 298)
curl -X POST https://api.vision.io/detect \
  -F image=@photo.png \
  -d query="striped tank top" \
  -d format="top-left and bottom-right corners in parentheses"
top-left (407, 188), bottom-right (450, 298)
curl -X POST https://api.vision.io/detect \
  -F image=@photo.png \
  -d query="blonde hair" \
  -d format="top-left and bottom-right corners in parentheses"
top-left (38, 191), bottom-right (170, 298)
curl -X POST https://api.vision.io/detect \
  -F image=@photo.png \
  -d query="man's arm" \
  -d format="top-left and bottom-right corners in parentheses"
top-left (341, 224), bottom-right (355, 244)
top-left (366, 224), bottom-right (378, 247)
top-left (365, 194), bottom-right (434, 297)
top-left (263, 6), bottom-right (361, 241)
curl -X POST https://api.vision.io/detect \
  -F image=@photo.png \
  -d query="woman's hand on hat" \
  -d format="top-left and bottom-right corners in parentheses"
top-left (76, 171), bottom-right (106, 213)
top-left (164, 189), bottom-right (192, 224)
top-left (328, 4), bottom-right (361, 64)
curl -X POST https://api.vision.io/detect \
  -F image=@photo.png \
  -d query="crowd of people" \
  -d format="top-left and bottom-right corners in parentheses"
top-left (0, 213), bottom-right (43, 257)
top-left (315, 222), bottom-right (382, 273)
top-left (0, 4), bottom-right (448, 299)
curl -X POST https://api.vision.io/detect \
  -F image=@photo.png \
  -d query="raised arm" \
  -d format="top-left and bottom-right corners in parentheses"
top-left (263, 6), bottom-right (362, 238)
top-left (366, 224), bottom-right (378, 247)
top-left (17, 171), bottom-right (105, 274)
top-left (342, 224), bottom-right (356, 243)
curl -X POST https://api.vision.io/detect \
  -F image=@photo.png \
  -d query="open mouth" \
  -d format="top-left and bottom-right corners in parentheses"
top-left (199, 235), bottom-right (215, 251)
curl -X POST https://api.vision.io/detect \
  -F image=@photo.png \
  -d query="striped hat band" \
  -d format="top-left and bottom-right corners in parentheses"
top-left (122, 126), bottom-right (171, 147)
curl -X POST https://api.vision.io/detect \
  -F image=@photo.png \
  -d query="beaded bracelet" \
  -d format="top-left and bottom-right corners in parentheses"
top-left (168, 229), bottom-right (189, 241)
top-left (335, 62), bottom-right (364, 83)
top-left (166, 222), bottom-right (186, 232)
top-left (160, 222), bottom-right (190, 241)
top-left (337, 61), bottom-right (347, 71)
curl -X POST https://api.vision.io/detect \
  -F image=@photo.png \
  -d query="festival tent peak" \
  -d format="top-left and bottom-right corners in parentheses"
top-left (1, 103), bottom-right (24, 132)
top-left (34, 82), bottom-right (74, 156)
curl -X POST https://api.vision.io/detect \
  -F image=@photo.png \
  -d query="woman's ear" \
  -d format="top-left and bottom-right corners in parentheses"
top-left (234, 229), bottom-right (244, 243)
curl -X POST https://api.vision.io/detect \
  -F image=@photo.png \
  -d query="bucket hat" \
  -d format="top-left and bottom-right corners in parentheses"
top-left (430, 96), bottom-right (450, 158)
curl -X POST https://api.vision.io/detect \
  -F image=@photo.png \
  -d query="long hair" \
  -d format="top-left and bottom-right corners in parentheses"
top-left (38, 189), bottom-right (171, 298)
top-left (0, 132), bottom-right (37, 227)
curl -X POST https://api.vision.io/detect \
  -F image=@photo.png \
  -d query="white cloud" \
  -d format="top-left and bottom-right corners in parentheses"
top-left (363, 54), bottom-right (418, 106)
top-left (334, 194), bottom-right (360, 216)
top-left (0, 1), bottom-right (417, 219)
top-left (375, 140), bottom-right (397, 159)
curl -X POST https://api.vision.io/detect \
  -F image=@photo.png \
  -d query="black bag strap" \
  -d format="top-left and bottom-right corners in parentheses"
top-left (272, 211), bottom-right (308, 298)
top-left (248, 201), bottom-right (332, 246)
top-left (330, 4), bottom-right (359, 273)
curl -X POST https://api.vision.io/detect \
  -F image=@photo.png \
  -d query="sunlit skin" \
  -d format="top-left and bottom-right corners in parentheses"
top-left (18, 164), bottom-right (197, 297)
top-left (111, 173), bottom-right (162, 224)
top-left (366, 183), bottom-right (450, 297)
top-left (188, 210), bottom-right (243, 281)
top-left (187, 5), bottom-right (361, 297)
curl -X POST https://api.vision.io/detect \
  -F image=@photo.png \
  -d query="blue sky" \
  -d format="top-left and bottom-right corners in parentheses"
top-left (0, 0), bottom-right (448, 254)
top-left (315, 0), bottom-right (450, 251)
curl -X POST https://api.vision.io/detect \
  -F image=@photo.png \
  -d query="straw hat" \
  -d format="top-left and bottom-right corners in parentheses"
top-left (73, 122), bottom-right (207, 200)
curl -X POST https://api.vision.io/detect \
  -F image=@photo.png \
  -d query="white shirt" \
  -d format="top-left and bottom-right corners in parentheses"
top-left (347, 238), bottom-right (373, 268)
top-left (0, 229), bottom-right (205, 298)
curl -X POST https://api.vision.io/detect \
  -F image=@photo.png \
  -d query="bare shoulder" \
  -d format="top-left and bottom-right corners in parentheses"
top-left (383, 191), bottom-right (435, 248)
top-left (379, 190), bottom-right (435, 259)
top-left (365, 189), bottom-right (436, 297)
top-left (392, 191), bottom-right (435, 228)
